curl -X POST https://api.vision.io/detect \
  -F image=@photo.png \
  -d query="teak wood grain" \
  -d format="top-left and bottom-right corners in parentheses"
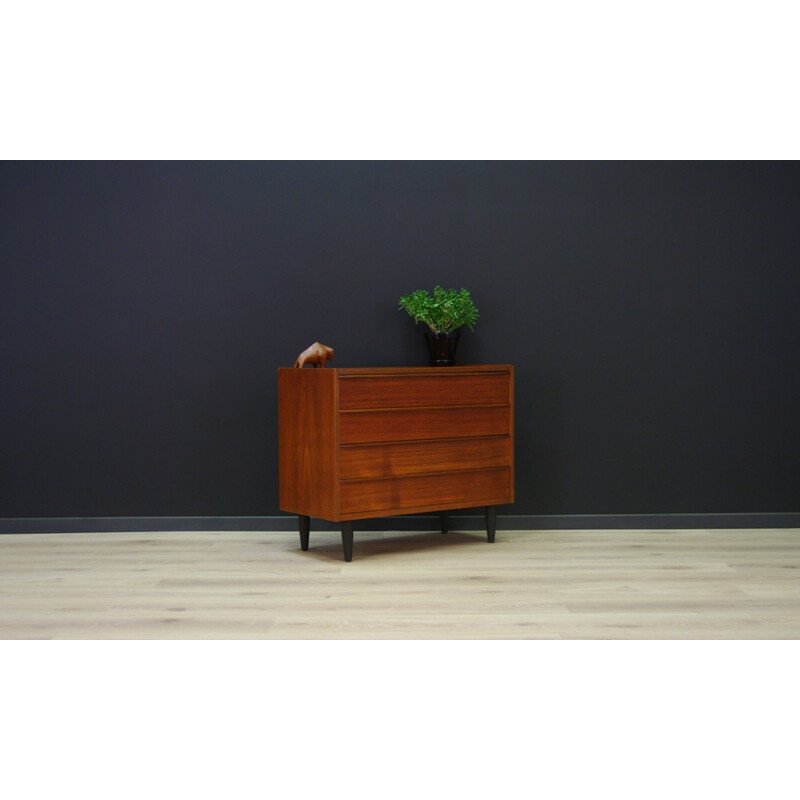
top-left (278, 366), bottom-right (514, 540)
top-left (336, 365), bottom-right (510, 376)
top-left (338, 405), bottom-right (510, 444)
top-left (339, 436), bottom-right (511, 480)
top-left (278, 367), bottom-right (339, 520)
top-left (338, 372), bottom-right (510, 410)
top-left (340, 466), bottom-right (512, 516)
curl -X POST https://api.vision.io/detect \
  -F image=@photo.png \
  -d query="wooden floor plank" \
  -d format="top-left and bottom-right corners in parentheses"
top-left (0, 528), bottom-right (798, 639)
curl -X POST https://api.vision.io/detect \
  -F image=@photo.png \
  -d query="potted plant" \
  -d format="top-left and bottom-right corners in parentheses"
top-left (398, 286), bottom-right (479, 366)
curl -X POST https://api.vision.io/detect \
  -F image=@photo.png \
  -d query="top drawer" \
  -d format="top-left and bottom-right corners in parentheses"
top-left (339, 372), bottom-right (510, 410)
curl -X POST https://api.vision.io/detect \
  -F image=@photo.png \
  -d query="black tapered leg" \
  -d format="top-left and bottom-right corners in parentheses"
top-left (440, 512), bottom-right (449, 534)
top-left (486, 506), bottom-right (496, 543)
top-left (341, 522), bottom-right (354, 562)
top-left (299, 515), bottom-right (310, 551)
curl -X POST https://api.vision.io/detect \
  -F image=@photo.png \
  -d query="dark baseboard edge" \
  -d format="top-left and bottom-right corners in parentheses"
top-left (1, 513), bottom-right (799, 535)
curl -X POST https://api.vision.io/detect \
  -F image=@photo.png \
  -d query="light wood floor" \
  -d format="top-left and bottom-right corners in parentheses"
top-left (1, 528), bottom-right (798, 638)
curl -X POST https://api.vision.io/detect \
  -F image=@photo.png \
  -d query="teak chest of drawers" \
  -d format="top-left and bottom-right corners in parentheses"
top-left (278, 365), bottom-right (514, 561)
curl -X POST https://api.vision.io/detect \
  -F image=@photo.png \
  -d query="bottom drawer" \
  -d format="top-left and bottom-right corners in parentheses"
top-left (341, 467), bottom-right (511, 516)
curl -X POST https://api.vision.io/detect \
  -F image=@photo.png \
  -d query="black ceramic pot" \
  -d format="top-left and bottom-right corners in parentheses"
top-left (424, 329), bottom-right (460, 366)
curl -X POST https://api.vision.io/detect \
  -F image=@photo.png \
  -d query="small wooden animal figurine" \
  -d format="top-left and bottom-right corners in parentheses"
top-left (294, 341), bottom-right (334, 368)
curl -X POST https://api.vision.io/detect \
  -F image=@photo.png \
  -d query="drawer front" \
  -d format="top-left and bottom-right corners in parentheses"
top-left (340, 436), bottom-right (511, 479)
top-left (339, 373), bottom-right (509, 410)
top-left (339, 406), bottom-right (510, 444)
top-left (341, 467), bottom-right (512, 515)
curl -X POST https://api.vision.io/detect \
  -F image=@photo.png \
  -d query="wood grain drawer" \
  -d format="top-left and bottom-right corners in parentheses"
top-left (339, 405), bottom-right (510, 444)
top-left (341, 467), bottom-right (512, 515)
top-left (339, 372), bottom-right (509, 410)
top-left (340, 436), bottom-right (511, 479)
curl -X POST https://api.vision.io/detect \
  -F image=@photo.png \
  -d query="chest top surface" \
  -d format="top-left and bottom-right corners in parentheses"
top-left (278, 364), bottom-right (511, 375)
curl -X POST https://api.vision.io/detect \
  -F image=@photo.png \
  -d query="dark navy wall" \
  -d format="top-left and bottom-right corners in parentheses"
top-left (1, 161), bottom-right (799, 518)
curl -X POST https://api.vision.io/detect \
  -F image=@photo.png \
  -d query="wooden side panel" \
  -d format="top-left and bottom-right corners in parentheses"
top-left (508, 365), bottom-right (515, 503)
top-left (341, 467), bottom-right (512, 516)
top-left (340, 436), bottom-right (511, 479)
top-left (339, 373), bottom-right (509, 410)
top-left (278, 367), bottom-right (339, 520)
top-left (339, 405), bottom-right (509, 444)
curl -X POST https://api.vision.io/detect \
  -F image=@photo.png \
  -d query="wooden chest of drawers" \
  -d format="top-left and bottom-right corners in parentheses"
top-left (278, 365), bottom-right (514, 560)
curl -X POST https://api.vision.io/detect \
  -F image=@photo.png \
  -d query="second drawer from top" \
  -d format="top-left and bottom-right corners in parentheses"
top-left (339, 405), bottom-right (510, 444)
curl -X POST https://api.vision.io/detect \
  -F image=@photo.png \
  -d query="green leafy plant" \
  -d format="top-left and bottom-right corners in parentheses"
top-left (398, 286), bottom-right (479, 333)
